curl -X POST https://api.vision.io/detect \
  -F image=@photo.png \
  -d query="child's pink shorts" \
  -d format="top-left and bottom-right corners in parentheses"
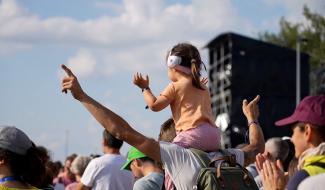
top-left (172, 122), bottom-right (221, 152)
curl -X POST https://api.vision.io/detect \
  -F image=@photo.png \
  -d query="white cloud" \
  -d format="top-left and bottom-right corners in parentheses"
top-left (66, 48), bottom-right (96, 78)
top-left (0, 0), bottom-right (260, 76)
top-left (0, 0), bottom-right (252, 47)
top-left (0, 0), bottom-right (26, 19)
top-left (5, 0), bottom-right (319, 82)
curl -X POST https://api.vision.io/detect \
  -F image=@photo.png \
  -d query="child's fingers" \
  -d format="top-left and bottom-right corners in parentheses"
top-left (133, 74), bottom-right (136, 83)
top-left (136, 73), bottom-right (140, 81)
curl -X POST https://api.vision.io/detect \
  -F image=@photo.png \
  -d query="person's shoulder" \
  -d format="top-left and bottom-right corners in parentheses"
top-left (110, 154), bottom-right (127, 163)
top-left (159, 141), bottom-right (192, 157)
top-left (133, 173), bottom-right (164, 190)
top-left (146, 172), bottom-right (164, 180)
top-left (133, 177), bottom-right (151, 190)
top-left (84, 155), bottom-right (104, 169)
top-left (298, 173), bottom-right (325, 190)
top-left (287, 170), bottom-right (310, 190)
top-left (94, 154), bottom-right (124, 163)
top-left (159, 141), bottom-right (183, 150)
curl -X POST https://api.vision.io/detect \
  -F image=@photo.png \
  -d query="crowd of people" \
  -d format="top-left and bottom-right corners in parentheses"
top-left (1, 42), bottom-right (324, 190)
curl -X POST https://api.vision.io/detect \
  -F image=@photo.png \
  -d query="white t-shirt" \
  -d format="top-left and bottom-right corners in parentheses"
top-left (81, 154), bottom-right (134, 190)
top-left (159, 141), bottom-right (244, 190)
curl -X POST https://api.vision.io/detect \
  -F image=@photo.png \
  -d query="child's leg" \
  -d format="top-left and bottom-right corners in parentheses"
top-left (172, 123), bottom-right (221, 152)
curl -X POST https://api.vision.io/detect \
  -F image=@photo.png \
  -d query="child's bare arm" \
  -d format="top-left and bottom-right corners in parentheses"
top-left (133, 72), bottom-right (171, 111)
top-left (143, 90), bottom-right (170, 111)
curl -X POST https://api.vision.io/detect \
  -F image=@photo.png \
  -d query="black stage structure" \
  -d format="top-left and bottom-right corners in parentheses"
top-left (206, 32), bottom-right (309, 148)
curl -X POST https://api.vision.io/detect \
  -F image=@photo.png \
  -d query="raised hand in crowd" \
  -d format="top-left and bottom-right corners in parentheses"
top-left (242, 95), bottom-right (260, 123)
top-left (133, 72), bottom-right (150, 89)
top-left (201, 77), bottom-right (208, 86)
top-left (241, 95), bottom-right (265, 166)
top-left (61, 64), bottom-right (86, 101)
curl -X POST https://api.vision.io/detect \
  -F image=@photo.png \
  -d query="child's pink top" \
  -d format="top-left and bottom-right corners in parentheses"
top-left (160, 79), bottom-right (216, 132)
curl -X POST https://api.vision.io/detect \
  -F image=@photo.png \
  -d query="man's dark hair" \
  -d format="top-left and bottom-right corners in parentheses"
top-left (138, 156), bottom-right (155, 164)
top-left (66, 153), bottom-right (77, 162)
top-left (103, 130), bottom-right (123, 149)
top-left (159, 118), bottom-right (176, 142)
top-left (138, 156), bottom-right (162, 170)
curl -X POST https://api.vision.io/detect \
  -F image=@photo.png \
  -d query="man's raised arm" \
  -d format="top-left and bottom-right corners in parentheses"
top-left (61, 64), bottom-right (161, 162)
top-left (240, 95), bottom-right (265, 166)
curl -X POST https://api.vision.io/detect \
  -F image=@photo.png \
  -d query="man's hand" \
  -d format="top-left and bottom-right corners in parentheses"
top-left (242, 95), bottom-right (260, 123)
top-left (133, 72), bottom-right (149, 89)
top-left (61, 64), bottom-right (86, 101)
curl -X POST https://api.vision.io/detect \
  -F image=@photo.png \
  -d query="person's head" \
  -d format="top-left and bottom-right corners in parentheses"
top-left (64, 153), bottom-right (77, 171)
top-left (37, 146), bottom-right (51, 163)
top-left (0, 125), bottom-right (47, 187)
top-left (158, 118), bottom-right (176, 142)
top-left (275, 95), bottom-right (325, 158)
top-left (263, 137), bottom-right (289, 163)
top-left (70, 155), bottom-right (91, 178)
top-left (281, 137), bottom-right (295, 171)
top-left (167, 43), bottom-right (205, 89)
top-left (121, 147), bottom-right (155, 178)
top-left (53, 160), bottom-right (63, 175)
top-left (40, 161), bottom-right (60, 189)
top-left (102, 129), bottom-right (123, 150)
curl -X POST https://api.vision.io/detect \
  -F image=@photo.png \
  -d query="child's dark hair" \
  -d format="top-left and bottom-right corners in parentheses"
top-left (170, 43), bottom-right (205, 90)
top-left (0, 145), bottom-right (47, 188)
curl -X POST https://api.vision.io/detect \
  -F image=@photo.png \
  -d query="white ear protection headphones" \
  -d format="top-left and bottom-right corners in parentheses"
top-left (166, 50), bottom-right (191, 75)
top-left (167, 51), bottom-right (182, 68)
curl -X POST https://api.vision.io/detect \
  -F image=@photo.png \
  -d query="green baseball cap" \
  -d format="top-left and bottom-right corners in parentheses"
top-left (121, 147), bottom-right (146, 170)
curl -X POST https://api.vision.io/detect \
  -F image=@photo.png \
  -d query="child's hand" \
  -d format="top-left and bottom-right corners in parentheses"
top-left (133, 72), bottom-right (149, 89)
top-left (201, 77), bottom-right (208, 85)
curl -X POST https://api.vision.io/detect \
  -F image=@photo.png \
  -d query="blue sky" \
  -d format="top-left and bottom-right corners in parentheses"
top-left (1, 0), bottom-right (324, 162)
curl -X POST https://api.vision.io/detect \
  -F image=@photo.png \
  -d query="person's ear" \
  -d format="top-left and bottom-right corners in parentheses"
top-left (305, 124), bottom-right (313, 142)
top-left (0, 159), bottom-right (4, 165)
top-left (134, 159), bottom-right (142, 167)
top-left (265, 152), bottom-right (272, 160)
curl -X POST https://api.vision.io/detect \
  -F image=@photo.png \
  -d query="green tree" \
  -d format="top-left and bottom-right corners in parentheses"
top-left (259, 6), bottom-right (325, 94)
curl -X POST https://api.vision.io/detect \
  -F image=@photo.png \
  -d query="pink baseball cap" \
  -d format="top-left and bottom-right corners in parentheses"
top-left (275, 95), bottom-right (325, 127)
